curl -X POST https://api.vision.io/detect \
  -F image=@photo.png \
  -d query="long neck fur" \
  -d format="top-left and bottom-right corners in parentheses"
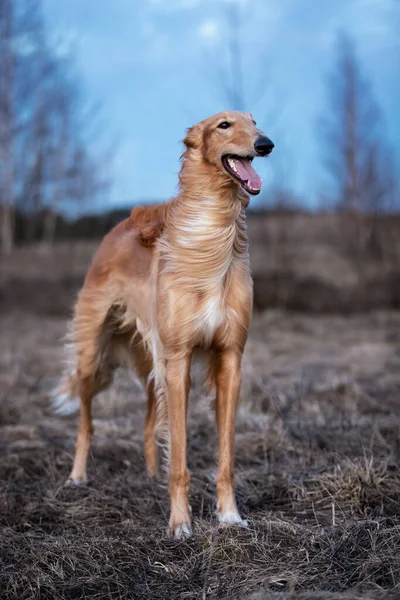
top-left (160, 148), bottom-right (250, 291)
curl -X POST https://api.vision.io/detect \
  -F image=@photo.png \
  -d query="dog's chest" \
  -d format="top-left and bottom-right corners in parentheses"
top-left (195, 288), bottom-right (239, 347)
top-left (198, 294), bottom-right (225, 339)
top-left (193, 260), bottom-right (250, 346)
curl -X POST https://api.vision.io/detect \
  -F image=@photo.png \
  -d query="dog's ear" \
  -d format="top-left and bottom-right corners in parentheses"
top-left (183, 124), bottom-right (203, 149)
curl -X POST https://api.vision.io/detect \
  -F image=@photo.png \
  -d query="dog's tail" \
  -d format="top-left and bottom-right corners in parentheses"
top-left (50, 335), bottom-right (80, 416)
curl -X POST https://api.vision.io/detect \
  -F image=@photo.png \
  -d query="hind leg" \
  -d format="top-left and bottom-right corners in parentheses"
top-left (67, 366), bottom-right (113, 486)
top-left (66, 291), bottom-right (114, 485)
top-left (67, 376), bottom-right (96, 485)
top-left (144, 380), bottom-right (158, 476)
top-left (129, 334), bottom-right (159, 476)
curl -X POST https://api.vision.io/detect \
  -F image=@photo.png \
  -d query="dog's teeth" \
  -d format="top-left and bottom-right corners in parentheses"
top-left (228, 158), bottom-right (238, 173)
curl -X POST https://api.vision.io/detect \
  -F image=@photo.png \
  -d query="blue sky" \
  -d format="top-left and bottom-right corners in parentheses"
top-left (42, 0), bottom-right (400, 210)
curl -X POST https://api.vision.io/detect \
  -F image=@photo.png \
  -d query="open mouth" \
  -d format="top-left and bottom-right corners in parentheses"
top-left (222, 155), bottom-right (262, 195)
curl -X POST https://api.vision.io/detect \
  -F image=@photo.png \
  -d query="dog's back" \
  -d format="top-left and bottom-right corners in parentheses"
top-left (52, 204), bottom-right (166, 416)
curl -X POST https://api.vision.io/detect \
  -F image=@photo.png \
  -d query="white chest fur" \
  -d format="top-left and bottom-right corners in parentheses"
top-left (199, 294), bottom-right (224, 340)
top-left (195, 287), bottom-right (239, 347)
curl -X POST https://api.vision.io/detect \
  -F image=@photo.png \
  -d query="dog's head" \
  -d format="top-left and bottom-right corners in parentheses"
top-left (183, 111), bottom-right (274, 196)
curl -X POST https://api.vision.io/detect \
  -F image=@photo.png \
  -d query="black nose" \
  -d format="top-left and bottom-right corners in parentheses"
top-left (254, 135), bottom-right (274, 156)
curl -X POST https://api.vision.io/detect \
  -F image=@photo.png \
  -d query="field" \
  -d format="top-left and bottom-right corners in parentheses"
top-left (1, 240), bottom-right (400, 600)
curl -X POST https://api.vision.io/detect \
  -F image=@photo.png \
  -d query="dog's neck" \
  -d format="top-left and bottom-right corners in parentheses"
top-left (178, 149), bottom-right (250, 209)
top-left (160, 152), bottom-right (249, 291)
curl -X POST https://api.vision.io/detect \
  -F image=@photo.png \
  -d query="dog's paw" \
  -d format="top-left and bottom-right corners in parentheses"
top-left (168, 522), bottom-right (192, 539)
top-left (64, 477), bottom-right (87, 487)
top-left (217, 510), bottom-right (248, 527)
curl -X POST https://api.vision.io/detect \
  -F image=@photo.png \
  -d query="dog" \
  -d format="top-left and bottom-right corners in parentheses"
top-left (53, 111), bottom-right (274, 538)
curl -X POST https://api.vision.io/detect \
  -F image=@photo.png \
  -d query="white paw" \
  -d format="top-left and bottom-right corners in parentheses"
top-left (169, 523), bottom-right (192, 539)
top-left (64, 477), bottom-right (87, 487)
top-left (217, 510), bottom-right (248, 527)
top-left (51, 392), bottom-right (79, 415)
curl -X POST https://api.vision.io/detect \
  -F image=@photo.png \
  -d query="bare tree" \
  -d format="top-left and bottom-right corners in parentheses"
top-left (0, 0), bottom-right (111, 253)
top-left (219, 3), bottom-right (245, 111)
top-left (209, 2), bottom-right (274, 114)
top-left (320, 32), bottom-right (398, 275)
top-left (41, 94), bottom-right (69, 248)
top-left (321, 33), bottom-right (397, 212)
top-left (0, 0), bottom-right (15, 254)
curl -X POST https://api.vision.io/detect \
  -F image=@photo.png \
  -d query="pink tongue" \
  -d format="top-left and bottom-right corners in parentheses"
top-left (233, 158), bottom-right (262, 191)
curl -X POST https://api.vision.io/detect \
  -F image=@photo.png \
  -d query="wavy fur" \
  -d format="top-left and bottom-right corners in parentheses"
top-left (53, 110), bottom-right (273, 536)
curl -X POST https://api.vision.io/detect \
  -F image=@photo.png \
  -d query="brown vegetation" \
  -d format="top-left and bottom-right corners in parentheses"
top-left (1, 243), bottom-right (399, 599)
top-left (248, 212), bottom-right (400, 313)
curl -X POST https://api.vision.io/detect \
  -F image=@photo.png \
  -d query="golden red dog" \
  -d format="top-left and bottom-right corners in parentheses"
top-left (53, 111), bottom-right (274, 537)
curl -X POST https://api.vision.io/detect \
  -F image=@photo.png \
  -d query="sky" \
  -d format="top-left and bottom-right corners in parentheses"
top-left (42, 0), bottom-right (400, 210)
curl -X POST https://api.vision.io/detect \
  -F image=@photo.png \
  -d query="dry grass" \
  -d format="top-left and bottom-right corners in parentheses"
top-left (1, 244), bottom-right (400, 599)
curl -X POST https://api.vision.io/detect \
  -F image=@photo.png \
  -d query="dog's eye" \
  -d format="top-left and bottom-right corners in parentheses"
top-left (217, 121), bottom-right (231, 129)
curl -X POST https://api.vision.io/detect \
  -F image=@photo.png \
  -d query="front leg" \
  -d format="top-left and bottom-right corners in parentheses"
top-left (215, 349), bottom-right (247, 526)
top-left (165, 353), bottom-right (192, 538)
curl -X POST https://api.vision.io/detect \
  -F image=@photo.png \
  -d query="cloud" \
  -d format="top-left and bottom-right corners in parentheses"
top-left (147, 0), bottom-right (199, 10)
top-left (341, 0), bottom-right (399, 49)
top-left (51, 27), bottom-right (83, 57)
top-left (222, 0), bottom-right (253, 5)
top-left (198, 20), bottom-right (220, 42)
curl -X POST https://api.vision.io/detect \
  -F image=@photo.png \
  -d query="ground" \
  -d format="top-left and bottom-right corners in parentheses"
top-left (1, 244), bottom-right (400, 599)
